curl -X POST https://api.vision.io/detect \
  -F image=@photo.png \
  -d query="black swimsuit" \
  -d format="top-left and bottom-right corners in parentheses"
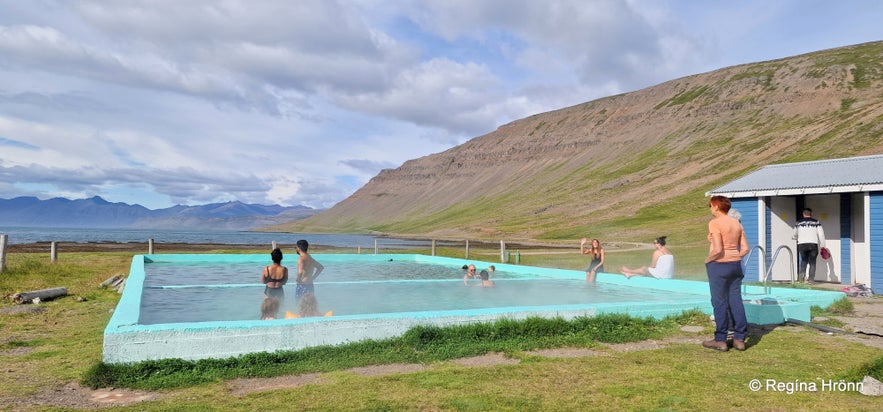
top-left (264, 266), bottom-right (285, 299)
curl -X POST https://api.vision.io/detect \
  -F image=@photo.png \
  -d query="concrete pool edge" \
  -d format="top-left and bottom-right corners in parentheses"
top-left (102, 254), bottom-right (846, 363)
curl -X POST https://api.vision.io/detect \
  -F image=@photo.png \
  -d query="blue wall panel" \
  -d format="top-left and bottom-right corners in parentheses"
top-left (731, 198), bottom-right (760, 281)
top-left (869, 193), bottom-right (883, 293)
top-left (839, 194), bottom-right (852, 285)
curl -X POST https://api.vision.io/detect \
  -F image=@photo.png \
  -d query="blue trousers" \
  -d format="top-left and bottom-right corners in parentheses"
top-left (706, 261), bottom-right (748, 342)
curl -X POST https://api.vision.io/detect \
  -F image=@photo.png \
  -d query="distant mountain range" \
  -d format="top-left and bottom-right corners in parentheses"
top-left (0, 196), bottom-right (321, 230)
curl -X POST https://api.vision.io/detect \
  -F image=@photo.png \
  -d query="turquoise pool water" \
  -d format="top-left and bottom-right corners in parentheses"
top-left (139, 257), bottom-right (714, 324)
top-left (103, 253), bottom-right (846, 363)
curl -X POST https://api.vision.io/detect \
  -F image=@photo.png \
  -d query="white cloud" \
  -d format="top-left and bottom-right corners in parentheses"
top-left (0, 0), bottom-right (880, 209)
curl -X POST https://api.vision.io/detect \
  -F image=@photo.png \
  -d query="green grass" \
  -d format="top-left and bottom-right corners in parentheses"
top-left (82, 312), bottom-right (687, 390)
top-left (1, 248), bottom-right (881, 410)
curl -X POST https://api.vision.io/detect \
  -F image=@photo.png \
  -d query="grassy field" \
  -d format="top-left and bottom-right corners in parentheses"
top-left (1, 245), bottom-right (881, 411)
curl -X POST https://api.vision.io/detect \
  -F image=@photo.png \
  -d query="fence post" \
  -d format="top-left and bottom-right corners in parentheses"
top-left (271, 241), bottom-right (277, 250)
top-left (50, 241), bottom-right (58, 263)
top-left (358, 246), bottom-right (362, 254)
top-left (500, 240), bottom-right (506, 263)
top-left (516, 249), bottom-right (521, 264)
top-left (148, 238), bottom-right (155, 254)
top-left (374, 239), bottom-right (378, 255)
top-left (0, 234), bottom-right (7, 273)
top-left (465, 240), bottom-right (470, 259)
top-left (431, 239), bottom-right (436, 256)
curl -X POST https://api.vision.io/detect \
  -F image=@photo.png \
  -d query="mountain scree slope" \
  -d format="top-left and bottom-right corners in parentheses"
top-left (277, 41), bottom-right (883, 245)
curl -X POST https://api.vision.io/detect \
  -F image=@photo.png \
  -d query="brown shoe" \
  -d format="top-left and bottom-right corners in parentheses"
top-left (702, 339), bottom-right (729, 352)
top-left (733, 339), bottom-right (746, 351)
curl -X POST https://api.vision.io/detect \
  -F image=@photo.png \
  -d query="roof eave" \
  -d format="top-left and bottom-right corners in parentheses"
top-left (706, 183), bottom-right (883, 198)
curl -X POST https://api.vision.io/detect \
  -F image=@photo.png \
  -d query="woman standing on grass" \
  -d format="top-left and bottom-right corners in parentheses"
top-left (580, 238), bottom-right (604, 283)
top-left (703, 196), bottom-right (750, 352)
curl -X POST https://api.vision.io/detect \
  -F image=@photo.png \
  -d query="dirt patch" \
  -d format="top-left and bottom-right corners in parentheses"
top-left (0, 306), bottom-right (46, 316)
top-left (3, 381), bottom-right (162, 410)
top-left (526, 348), bottom-right (608, 358)
top-left (451, 352), bottom-right (519, 367)
top-left (605, 339), bottom-right (670, 352)
top-left (347, 363), bottom-right (428, 376)
top-left (228, 373), bottom-right (324, 396)
top-left (0, 347), bottom-right (33, 356)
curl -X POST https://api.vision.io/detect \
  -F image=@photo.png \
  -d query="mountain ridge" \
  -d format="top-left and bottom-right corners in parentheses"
top-left (274, 41), bottom-right (883, 245)
top-left (0, 196), bottom-right (321, 230)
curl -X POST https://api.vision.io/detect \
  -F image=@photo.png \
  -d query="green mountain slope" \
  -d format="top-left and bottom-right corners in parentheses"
top-left (275, 41), bottom-right (883, 245)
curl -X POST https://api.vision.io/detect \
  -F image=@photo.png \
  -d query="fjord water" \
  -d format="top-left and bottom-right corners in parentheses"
top-left (0, 226), bottom-right (432, 249)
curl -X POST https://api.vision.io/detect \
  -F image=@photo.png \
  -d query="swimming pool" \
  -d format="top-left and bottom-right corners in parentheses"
top-left (103, 253), bottom-right (846, 363)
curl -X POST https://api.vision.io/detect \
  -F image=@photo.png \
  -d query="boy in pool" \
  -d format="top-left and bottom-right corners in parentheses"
top-left (477, 270), bottom-right (494, 287)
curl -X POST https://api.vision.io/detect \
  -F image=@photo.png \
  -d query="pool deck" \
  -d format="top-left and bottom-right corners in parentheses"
top-left (103, 254), bottom-right (845, 363)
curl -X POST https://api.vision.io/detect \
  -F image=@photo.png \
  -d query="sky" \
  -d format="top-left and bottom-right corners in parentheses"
top-left (1, 1), bottom-right (881, 210)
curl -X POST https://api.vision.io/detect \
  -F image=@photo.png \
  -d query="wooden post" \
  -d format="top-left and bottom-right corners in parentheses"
top-left (0, 234), bottom-right (7, 273)
top-left (50, 241), bottom-right (58, 263)
top-left (148, 238), bottom-right (155, 254)
top-left (500, 240), bottom-right (506, 263)
top-left (357, 246), bottom-right (362, 254)
top-left (431, 239), bottom-right (437, 256)
top-left (271, 241), bottom-right (277, 250)
top-left (374, 239), bottom-right (378, 254)
top-left (465, 240), bottom-right (470, 259)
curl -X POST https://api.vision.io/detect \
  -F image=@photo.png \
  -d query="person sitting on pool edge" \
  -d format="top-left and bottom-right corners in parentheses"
top-left (477, 270), bottom-right (494, 287)
top-left (620, 236), bottom-right (675, 279)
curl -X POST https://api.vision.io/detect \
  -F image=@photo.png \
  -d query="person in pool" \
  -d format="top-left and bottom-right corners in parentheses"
top-left (463, 264), bottom-right (478, 284)
top-left (295, 239), bottom-right (324, 300)
top-left (620, 236), bottom-right (675, 279)
top-left (262, 248), bottom-right (288, 300)
top-left (580, 238), bottom-right (605, 283)
top-left (477, 270), bottom-right (494, 287)
top-left (260, 297), bottom-right (280, 320)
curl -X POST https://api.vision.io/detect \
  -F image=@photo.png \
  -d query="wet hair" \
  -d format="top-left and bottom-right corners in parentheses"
top-left (461, 264), bottom-right (469, 270)
top-left (270, 247), bottom-right (283, 264)
top-left (488, 265), bottom-right (495, 271)
top-left (261, 297), bottom-right (280, 319)
top-left (298, 293), bottom-right (319, 317)
top-left (655, 236), bottom-right (667, 246)
top-left (709, 195), bottom-right (731, 213)
top-left (296, 239), bottom-right (309, 252)
top-left (479, 270), bottom-right (489, 281)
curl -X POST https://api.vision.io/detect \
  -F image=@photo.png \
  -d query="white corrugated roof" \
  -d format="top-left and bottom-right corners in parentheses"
top-left (707, 154), bottom-right (883, 198)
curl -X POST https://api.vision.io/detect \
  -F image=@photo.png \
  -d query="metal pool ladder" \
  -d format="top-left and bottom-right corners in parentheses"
top-left (743, 245), bottom-right (796, 295)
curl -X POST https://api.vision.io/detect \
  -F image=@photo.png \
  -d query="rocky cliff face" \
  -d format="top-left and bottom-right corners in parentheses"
top-left (284, 41), bottom-right (883, 242)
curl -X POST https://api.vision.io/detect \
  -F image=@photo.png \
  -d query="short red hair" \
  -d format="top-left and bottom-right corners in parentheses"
top-left (709, 195), bottom-right (731, 213)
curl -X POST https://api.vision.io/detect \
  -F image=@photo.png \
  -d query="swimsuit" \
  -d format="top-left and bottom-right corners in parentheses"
top-left (295, 283), bottom-right (315, 299)
top-left (263, 265), bottom-right (285, 299)
top-left (587, 253), bottom-right (604, 273)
